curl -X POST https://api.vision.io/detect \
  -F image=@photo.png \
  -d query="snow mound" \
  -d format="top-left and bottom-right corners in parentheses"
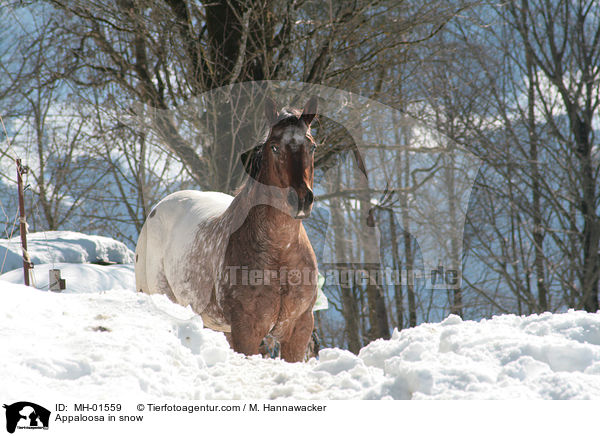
top-left (0, 231), bottom-right (134, 272)
top-left (2, 280), bottom-right (600, 400)
top-left (359, 312), bottom-right (600, 399)
top-left (0, 262), bottom-right (135, 292)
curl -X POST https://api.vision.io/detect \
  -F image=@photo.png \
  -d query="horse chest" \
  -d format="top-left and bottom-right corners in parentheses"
top-left (222, 240), bottom-right (316, 300)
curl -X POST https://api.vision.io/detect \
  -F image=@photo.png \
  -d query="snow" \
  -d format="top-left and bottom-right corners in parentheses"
top-left (2, 277), bottom-right (600, 400)
top-left (0, 231), bottom-right (597, 400)
top-left (0, 231), bottom-right (134, 273)
top-left (0, 262), bottom-right (135, 293)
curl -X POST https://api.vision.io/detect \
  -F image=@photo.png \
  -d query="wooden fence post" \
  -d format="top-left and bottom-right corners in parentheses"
top-left (16, 159), bottom-right (32, 286)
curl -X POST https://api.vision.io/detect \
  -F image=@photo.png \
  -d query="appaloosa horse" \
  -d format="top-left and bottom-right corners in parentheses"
top-left (135, 97), bottom-right (319, 362)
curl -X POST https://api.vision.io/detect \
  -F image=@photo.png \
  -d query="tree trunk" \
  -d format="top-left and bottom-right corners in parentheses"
top-left (359, 194), bottom-right (390, 341)
top-left (330, 172), bottom-right (362, 353)
top-left (388, 208), bottom-right (404, 329)
top-left (576, 118), bottom-right (599, 312)
top-left (400, 148), bottom-right (417, 327)
top-left (524, 47), bottom-right (548, 312)
top-left (445, 147), bottom-right (462, 317)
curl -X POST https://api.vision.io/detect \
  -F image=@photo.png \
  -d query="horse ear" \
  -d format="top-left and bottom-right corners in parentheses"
top-left (264, 97), bottom-right (279, 126)
top-left (301, 96), bottom-right (318, 126)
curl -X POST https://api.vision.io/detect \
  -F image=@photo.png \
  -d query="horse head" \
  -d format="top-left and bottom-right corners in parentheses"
top-left (241, 97), bottom-right (318, 219)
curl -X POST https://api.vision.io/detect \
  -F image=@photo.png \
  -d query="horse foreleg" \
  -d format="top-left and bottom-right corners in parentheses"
top-left (229, 310), bottom-right (271, 357)
top-left (280, 310), bottom-right (314, 363)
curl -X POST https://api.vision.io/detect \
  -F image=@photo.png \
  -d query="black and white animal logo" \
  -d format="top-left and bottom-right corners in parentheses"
top-left (3, 402), bottom-right (50, 434)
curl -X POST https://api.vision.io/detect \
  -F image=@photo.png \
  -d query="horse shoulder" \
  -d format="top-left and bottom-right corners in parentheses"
top-left (297, 226), bottom-right (317, 268)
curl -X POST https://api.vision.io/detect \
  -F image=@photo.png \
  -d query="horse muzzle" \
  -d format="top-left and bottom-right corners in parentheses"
top-left (295, 209), bottom-right (311, 219)
top-left (287, 187), bottom-right (313, 219)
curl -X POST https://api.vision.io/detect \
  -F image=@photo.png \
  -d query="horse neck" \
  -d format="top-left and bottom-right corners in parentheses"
top-left (249, 203), bottom-right (302, 245)
top-left (225, 180), bottom-right (302, 249)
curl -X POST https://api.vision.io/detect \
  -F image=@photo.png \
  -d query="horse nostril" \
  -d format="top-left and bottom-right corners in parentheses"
top-left (305, 189), bottom-right (314, 206)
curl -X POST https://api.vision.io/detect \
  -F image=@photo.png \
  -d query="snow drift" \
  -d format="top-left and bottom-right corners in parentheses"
top-left (2, 279), bottom-right (600, 400)
top-left (0, 231), bottom-right (134, 273)
top-left (0, 262), bottom-right (135, 293)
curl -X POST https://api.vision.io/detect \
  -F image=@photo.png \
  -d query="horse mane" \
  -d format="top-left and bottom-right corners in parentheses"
top-left (240, 142), bottom-right (264, 183)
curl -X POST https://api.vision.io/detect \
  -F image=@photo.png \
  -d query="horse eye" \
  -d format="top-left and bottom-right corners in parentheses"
top-left (271, 144), bottom-right (279, 153)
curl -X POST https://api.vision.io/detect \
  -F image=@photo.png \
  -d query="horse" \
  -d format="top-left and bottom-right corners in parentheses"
top-left (135, 97), bottom-right (319, 363)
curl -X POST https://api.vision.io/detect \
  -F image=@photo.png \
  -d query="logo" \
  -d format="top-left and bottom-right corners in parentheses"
top-left (3, 402), bottom-right (50, 434)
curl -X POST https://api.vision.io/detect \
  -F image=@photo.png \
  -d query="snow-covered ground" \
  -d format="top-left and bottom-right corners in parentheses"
top-left (2, 277), bottom-right (600, 400)
top-left (1, 232), bottom-right (599, 400)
